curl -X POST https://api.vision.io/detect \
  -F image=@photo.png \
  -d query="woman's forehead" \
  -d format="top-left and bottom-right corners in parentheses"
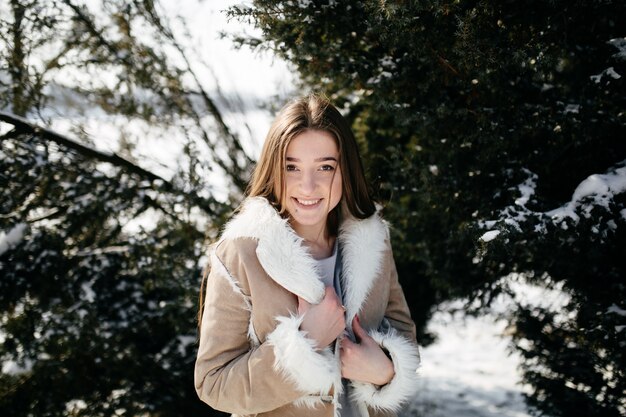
top-left (286, 130), bottom-right (339, 158)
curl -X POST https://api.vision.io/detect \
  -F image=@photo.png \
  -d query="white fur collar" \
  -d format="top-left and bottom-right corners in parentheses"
top-left (220, 197), bottom-right (389, 318)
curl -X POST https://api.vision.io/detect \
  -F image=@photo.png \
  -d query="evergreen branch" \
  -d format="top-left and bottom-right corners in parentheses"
top-left (0, 111), bottom-right (167, 182)
top-left (436, 53), bottom-right (460, 76)
top-left (27, 207), bottom-right (63, 223)
top-left (0, 111), bottom-right (220, 216)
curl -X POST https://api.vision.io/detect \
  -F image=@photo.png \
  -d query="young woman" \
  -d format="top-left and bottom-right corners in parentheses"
top-left (195, 94), bottom-right (420, 417)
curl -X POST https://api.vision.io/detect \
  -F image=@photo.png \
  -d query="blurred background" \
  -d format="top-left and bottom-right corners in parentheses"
top-left (1, 1), bottom-right (624, 416)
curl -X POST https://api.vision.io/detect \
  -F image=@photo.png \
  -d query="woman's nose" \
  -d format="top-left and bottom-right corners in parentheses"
top-left (299, 171), bottom-right (316, 194)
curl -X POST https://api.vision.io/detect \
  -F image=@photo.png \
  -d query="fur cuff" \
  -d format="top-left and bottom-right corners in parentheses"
top-left (350, 329), bottom-right (420, 412)
top-left (267, 315), bottom-right (340, 394)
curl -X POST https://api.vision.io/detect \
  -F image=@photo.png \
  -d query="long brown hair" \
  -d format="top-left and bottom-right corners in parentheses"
top-left (198, 94), bottom-right (376, 327)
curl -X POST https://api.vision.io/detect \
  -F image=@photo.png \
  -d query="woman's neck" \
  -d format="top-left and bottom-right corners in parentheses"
top-left (305, 236), bottom-right (335, 260)
top-left (292, 223), bottom-right (335, 260)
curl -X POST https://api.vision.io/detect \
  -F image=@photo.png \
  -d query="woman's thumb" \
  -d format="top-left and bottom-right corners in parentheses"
top-left (352, 315), bottom-right (367, 340)
top-left (297, 296), bottom-right (310, 315)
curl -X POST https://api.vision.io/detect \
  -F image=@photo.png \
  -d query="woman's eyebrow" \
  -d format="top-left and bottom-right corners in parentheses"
top-left (285, 156), bottom-right (338, 162)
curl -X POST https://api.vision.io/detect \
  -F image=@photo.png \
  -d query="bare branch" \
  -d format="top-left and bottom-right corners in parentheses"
top-left (143, 2), bottom-right (254, 190)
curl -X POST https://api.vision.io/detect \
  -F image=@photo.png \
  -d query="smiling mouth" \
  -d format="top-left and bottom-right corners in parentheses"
top-left (293, 197), bottom-right (322, 207)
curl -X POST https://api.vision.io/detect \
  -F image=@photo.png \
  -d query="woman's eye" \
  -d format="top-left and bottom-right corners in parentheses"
top-left (285, 164), bottom-right (298, 172)
top-left (320, 164), bottom-right (335, 171)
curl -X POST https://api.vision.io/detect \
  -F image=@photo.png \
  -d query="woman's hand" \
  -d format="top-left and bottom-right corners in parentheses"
top-left (298, 286), bottom-right (346, 350)
top-left (340, 316), bottom-right (395, 386)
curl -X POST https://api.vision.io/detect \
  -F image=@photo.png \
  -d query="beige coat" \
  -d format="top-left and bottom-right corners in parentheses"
top-left (195, 197), bottom-right (420, 417)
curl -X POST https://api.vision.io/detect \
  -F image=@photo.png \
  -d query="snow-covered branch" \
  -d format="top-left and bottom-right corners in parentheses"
top-left (478, 160), bottom-right (626, 242)
top-left (0, 111), bottom-right (220, 216)
top-left (0, 111), bottom-right (167, 183)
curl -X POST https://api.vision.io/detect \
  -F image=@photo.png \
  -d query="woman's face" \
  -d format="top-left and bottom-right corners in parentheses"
top-left (283, 129), bottom-right (343, 235)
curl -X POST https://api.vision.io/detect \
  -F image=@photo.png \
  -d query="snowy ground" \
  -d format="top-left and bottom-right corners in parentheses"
top-left (406, 306), bottom-right (532, 417)
top-left (404, 277), bottom-right (569, 417)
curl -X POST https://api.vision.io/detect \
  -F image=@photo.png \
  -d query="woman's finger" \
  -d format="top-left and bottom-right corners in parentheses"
top-left (351, 315), bottom-right (369, 343)
top-left (341, 337), bottom-right (355, 350)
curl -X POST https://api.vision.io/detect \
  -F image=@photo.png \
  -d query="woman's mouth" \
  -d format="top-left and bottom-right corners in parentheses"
top-left (293, 197), bottom-right (322, 208)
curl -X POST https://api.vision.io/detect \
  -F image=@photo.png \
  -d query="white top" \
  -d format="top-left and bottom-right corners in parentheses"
top-left (314, 242), bottom-right (338, 287)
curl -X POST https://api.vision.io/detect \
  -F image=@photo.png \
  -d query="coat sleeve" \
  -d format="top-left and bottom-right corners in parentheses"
top-left (350, 243), bottom-right (421, 413)
top-left (194, 241), bottom-right (339, 415)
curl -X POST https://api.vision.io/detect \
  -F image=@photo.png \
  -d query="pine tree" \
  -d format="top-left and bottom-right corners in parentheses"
top-left (0, 125), bottom-right (220, 416)
top-left (227, 1), bottom-right (626, 415)
top-left (0, 1), bottom-right (238, 415)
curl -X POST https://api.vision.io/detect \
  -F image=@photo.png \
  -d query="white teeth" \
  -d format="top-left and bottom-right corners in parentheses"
top-left (296, 198), bottom-right (321, 206)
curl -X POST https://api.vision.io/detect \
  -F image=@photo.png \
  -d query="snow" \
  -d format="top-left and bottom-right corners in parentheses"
top-left (608, 37), bottom-right (626, 61)
top-left (479, 230), bottom-right (501, 242)
top-left (590, 66), bottom-right (622, 83)
top-left (607, 304), bottom-right (626, 317)
top-left (547, 163), bottom-right (626, 222)
top-left (2, 358), bottom-right (34, 376)
top-left (605, 67), bottom-right (622, 79)
top-left (81, 280), bottom-right (97, 303)
top-left (407, 274), bottom-right (571, 417)
top-left (176, 335), bottom-right (196, 356)
top-left (409, 314), bottom-right (530, 417)
top-left (0, 223), bottom-right (28, 256)
top-left (408, 285), bottom-right (543, 416)
top-left (512, 169), bottom-right (537, 208)
top-left (65, 399), bottom-right (88, 414)
top-left (564, 104), bottom-right (580, 114)
top-left (479, 161), bottom-right (626, 242)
